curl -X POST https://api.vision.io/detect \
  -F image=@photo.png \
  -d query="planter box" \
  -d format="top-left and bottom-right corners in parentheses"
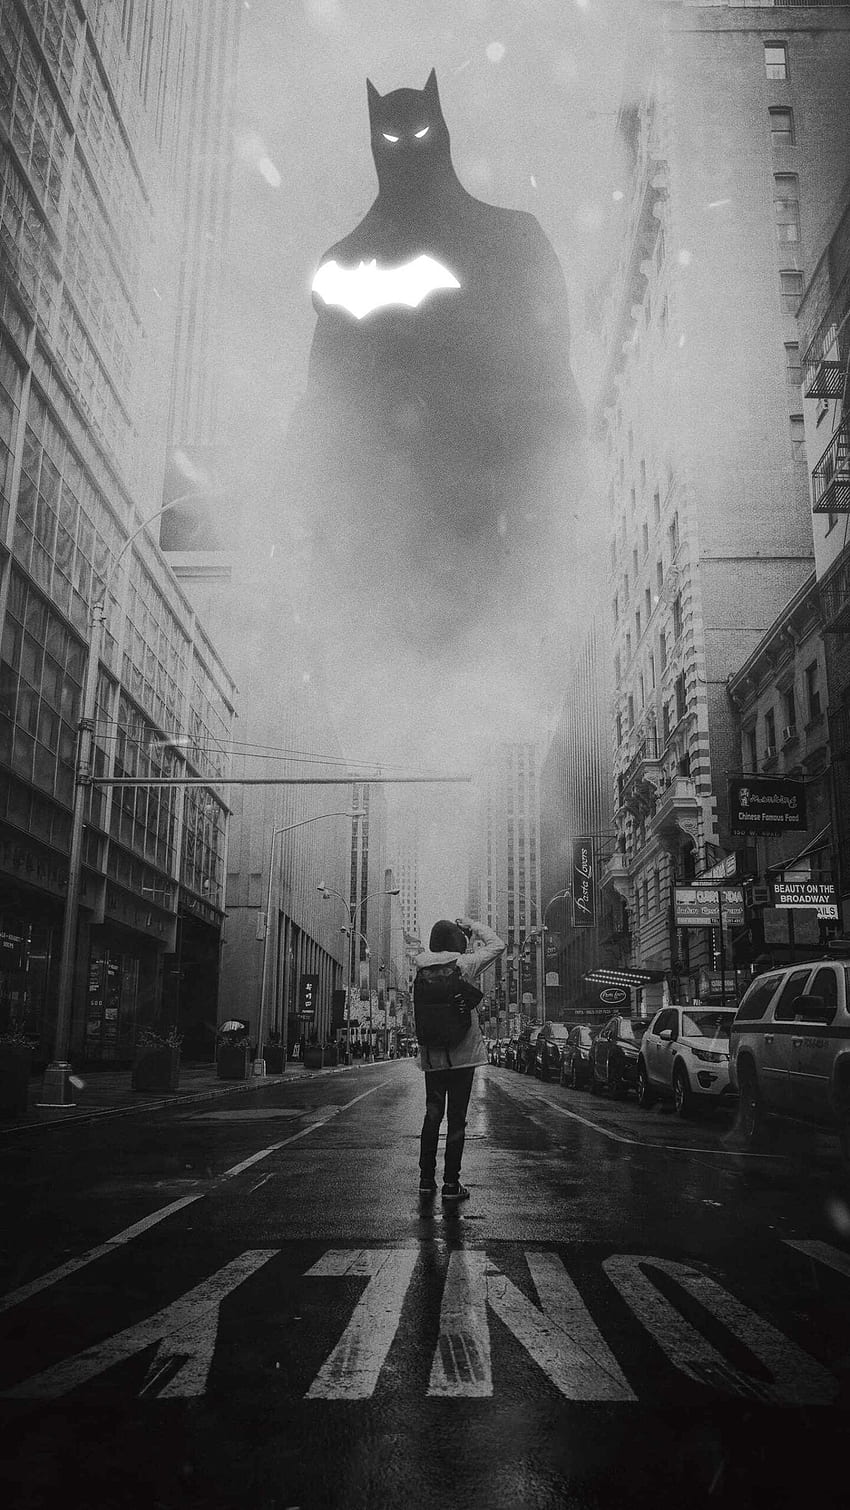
top-left (132, 1047), bottom-right (180, 1093)
top-left (217, 1043), bottom-right (250, 1080)
top-left (264, 1045), bottom-right (285, 1074)
top-left (0, 1044), bottom-right (32, 1118)
top-left (303, 1045), bottom-right (339, 1070)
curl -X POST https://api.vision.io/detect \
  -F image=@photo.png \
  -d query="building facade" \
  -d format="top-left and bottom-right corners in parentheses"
top-left (467, 740), bottom-right (541, 1036)
top-left (594, 2), bottom-right (850, 1007)
top-left (797, 175), bottom-right (850, 934)
top-left (0, 1), bottom-right (240, 1060)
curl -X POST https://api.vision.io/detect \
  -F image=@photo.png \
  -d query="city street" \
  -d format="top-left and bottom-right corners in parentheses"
top-left (1, 1060), bottom-right (849, 1510)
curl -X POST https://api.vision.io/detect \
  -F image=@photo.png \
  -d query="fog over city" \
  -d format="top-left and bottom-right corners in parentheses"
top-left (210, 0), bottom-right (652, 914)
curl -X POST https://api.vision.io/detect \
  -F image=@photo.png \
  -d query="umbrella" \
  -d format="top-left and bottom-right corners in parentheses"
top-left (218, 1020), bottom-right (246, 1033)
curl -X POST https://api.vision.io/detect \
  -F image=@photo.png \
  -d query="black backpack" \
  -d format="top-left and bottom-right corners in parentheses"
top-left (414, 962), bottom-right (473, 1051)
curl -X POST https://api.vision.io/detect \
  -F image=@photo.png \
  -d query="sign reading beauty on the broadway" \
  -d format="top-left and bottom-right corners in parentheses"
top-left (571, 839), bottom-right (596, 928)
top-left (773, 881), bottom-right (839, 920)
top-left (728, 776), bottom-right (807, 835)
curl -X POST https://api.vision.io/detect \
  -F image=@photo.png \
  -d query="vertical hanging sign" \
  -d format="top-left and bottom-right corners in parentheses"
top-left (571, 840), bottom-right (596, 929)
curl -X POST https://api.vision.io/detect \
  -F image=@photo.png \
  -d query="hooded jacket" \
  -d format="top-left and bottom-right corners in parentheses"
top-left (414, 919), bottom-right (506, 1072)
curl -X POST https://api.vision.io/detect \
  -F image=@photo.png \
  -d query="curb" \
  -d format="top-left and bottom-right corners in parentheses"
top-left (0, 1061), bottom-right (361, 1139)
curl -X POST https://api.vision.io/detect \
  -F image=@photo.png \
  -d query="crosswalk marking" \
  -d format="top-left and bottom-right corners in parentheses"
top-left (785, 1239), bottom-right (850, 1280)
top-left (485, 1252), bottom-right (636, 1401)
top-left (304, 1249), bottom-right (418, 1400)
top-left (3, 1250), bottom-right (276, 1401)
top-left (428, 1251), bottom-right (492, 1396)
top-left (603, 1254), bottom-right (836, 1404)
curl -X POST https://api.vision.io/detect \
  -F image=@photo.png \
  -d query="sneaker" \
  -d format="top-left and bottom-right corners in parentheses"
top-left (441, 1182), bottom-right (470, 1207)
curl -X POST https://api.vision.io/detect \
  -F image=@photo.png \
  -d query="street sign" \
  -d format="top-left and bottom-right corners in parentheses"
top-left (773, 882), bottom-right (838, 920)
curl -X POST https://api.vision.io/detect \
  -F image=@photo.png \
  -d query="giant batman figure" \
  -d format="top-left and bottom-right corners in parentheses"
top-left (288, 70), bottom-right (584, 699)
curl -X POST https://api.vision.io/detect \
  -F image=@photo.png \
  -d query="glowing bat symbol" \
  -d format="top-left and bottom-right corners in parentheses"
top-left (312, 255), bottom-right (460, 320)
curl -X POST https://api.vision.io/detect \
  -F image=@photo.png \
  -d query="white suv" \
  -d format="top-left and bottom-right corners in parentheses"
top-left (637, 1005), bottom-right (738, 1117)
top-left (729, 959), bottom-right (850, 1159)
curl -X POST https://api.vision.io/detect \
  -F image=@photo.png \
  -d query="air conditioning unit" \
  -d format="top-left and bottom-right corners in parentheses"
top-left (781, 725), bottom-right (798, 744)
top-left (763, 746), bottom-right (777, 763)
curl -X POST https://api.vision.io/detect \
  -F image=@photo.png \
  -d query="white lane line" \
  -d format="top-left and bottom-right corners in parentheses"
top-left (220, 1080), bottom-right (389, 1179)
top-left (0, 1195), bottom-right (203, 1314)
top-left (785, 1239), bottom-right (850, 1279)
top-left (304, 1249), bottom-right (418, 1399)
top-left (604, 1254), bottom-right (836, 1405)
top-left (487, 1252), bottom-right (635, 1401)
top-left (0, 1081), bottom-right (390, 1313)
top-left (428, 1250), bottom-right (492, 1397)
top-left (4, 1250), bottom-right (276, 1400)
top-left (498, 1079), bottom-right (783, 1158)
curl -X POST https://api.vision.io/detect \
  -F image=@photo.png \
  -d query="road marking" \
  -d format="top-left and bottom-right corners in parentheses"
top-left (304, 1249), bottom-right (418, 1400)
top-left (428, 1250), bottom-right (492, 1397)
top-left (4, 1250), bottom-right (276, 1400)
top-left (604, 1254), bottom-right (836, 1404)
top-left (221, 1081), bottom-right (389, 1179)
top-left (0, 1195), bottom-right (203, 1315)
top-left (486, 1252), bottom-right (635, 1401)
top-left (785, 1239), bottom-right (850, 1279)
top-left (0, 1082), bottom-right (390, 1313)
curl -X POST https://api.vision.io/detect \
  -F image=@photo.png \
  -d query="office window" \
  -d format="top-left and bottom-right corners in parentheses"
top-left (627, 694), bottom-right (634, 729)
top-left (641, 521), bottom-right (649, 557)
top-left (764, 42), bottom-right (788, 80)
top-left (765, 708), bottom-right (777, 755)
top-left (630, 486), bottom-right (637, 514)
top-left (616, 711), bottom-right (623, 746)
top-left (790, 415), bottom-right (806, 462)
top-left (635, 608), bottom-right (641, 640)
top-left (806, 661), bottom-right (821, 722)
top-left (662, 701), bottom-right (671, 744)
top-left (774, 175), bottom-right (800, 245)
top-left (769, 107), bottom-right (795, 148)
top-left (780, 270), bottom-right (803, 315)
top-left (612, 592), bottom-right (619, 624)
top-left (649, 652), bottom-right (655, 690)
top-left (656, 558), bottom-right (664, 592)
top-left (675, 670), bottom-right (686, 723)
top-left (640, 459), bottom-right (646, 489)
top-left (639, 672), bottom-right (645, 711)
top-left (672, 592), bottom-right (683, 641)
top-left (653, 489), bottom-right (661, 526)
top-left (782, 687), bottom-right (797, 738)
top-left (785, 342), bottom-right (801, 387)
top-left (632, 547), bottom-right (639, 577)
top-left (669, 511), bottom-right (680, 554)
top-left (625, 631), bottom-right (632, 662)
top-left (659, 629), bottom-right (667, 671)
top-left (614, 651), bottom-right (621, 686)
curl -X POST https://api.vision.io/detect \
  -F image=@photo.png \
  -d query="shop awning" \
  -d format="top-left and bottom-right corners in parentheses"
top-left (583, 966), bottom-right (667, 989)
top-left (766, 824), bottom-right (832, 877)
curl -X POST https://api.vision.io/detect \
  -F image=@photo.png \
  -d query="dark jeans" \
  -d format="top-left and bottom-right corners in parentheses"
top-left (419, 1067), bottom-right (475, 1185)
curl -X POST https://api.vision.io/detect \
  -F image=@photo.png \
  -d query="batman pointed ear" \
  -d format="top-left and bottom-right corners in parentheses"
top-left (367, 78), bottom-right (381, 124)
top-left (424, 67), bottom-right (439, 102)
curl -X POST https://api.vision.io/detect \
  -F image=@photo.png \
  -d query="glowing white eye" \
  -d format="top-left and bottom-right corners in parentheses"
top-left (382, 132), bottom-right (399, 142)
top-left (414, 126), bottom-right (430, 138)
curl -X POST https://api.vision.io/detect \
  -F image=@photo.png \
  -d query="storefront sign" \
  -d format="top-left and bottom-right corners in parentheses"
top-left (773, 882), bottom-right (838, 920)
top-left (674, 886), bottom-right (745, 928)
top-left (298, 974), bottom-right (319, 1019)
top-left (570, 840), bottom-right (596, 928)
top-left (728, 777), bottom-right (807, 835)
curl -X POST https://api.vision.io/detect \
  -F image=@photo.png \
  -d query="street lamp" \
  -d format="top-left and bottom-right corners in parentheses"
top-left (40, 490), bottom-right (221, 1107)
top-left (253, 809), bottom-right (366, 1075)
top-left (318, 881), bottom-right (400, 1064)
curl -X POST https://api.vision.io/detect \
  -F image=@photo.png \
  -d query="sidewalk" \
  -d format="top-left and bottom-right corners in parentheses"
top-left (1, 1058), bottom-right (355, 1137)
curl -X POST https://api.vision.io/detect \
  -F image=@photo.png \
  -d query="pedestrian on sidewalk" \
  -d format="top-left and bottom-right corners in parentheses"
top-left (414, 915), bottom-right (506, 1211)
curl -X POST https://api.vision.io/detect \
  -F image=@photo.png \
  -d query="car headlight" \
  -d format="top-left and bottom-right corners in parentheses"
top-left (689, 1047), bottom-right (726, 1064)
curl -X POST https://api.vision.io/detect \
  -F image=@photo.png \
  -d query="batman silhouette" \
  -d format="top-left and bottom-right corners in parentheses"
top-left (289, 69), bottom-right (584, 685)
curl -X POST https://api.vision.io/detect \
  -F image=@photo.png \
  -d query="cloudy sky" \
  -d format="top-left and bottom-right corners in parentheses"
top-left (216, 0), bottom-right (644, 922)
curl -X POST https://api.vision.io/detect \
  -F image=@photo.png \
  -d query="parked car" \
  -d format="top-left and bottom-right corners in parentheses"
top-left (589, 1015), bottom-right (652, 1098)
top-left (534, 1022), bottom-right (571, 1079)
top-left (502, 1036), bottom-right (520, 1070)
top-left (559, 1024), bottom-right (598, 1089)
top-left (515, 1027), bottom-right (543, 1074)
top-left (729, 959), bottom-right (850, 1159)
top-left (638, 1004), bottom-right (738, 1116)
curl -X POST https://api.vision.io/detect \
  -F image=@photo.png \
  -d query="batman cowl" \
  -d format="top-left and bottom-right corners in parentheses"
top-left (289, 69), bottom-right (585, 660)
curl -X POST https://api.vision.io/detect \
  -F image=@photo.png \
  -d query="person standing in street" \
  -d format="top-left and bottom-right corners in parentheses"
top-left (414, 915), bottom-right (506, 1210)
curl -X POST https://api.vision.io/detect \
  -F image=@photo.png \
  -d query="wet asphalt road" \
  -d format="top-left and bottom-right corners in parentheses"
top-left (1, 1059), bottom-right (849, 1510)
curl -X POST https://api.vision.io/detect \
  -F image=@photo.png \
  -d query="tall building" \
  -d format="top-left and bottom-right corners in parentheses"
top-left (467, 740), bottom-right (540, 1033)
top-left (593, 2), bottom-right (850, 1005)
top-left (389, 797), bottom-right (421, 941)
top-left (0, 2), bottom-right (240, 1059)
top-left (797, 175), bottom-right (850, 933)
top-left (540, 610), bottom-right (625, 1017)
